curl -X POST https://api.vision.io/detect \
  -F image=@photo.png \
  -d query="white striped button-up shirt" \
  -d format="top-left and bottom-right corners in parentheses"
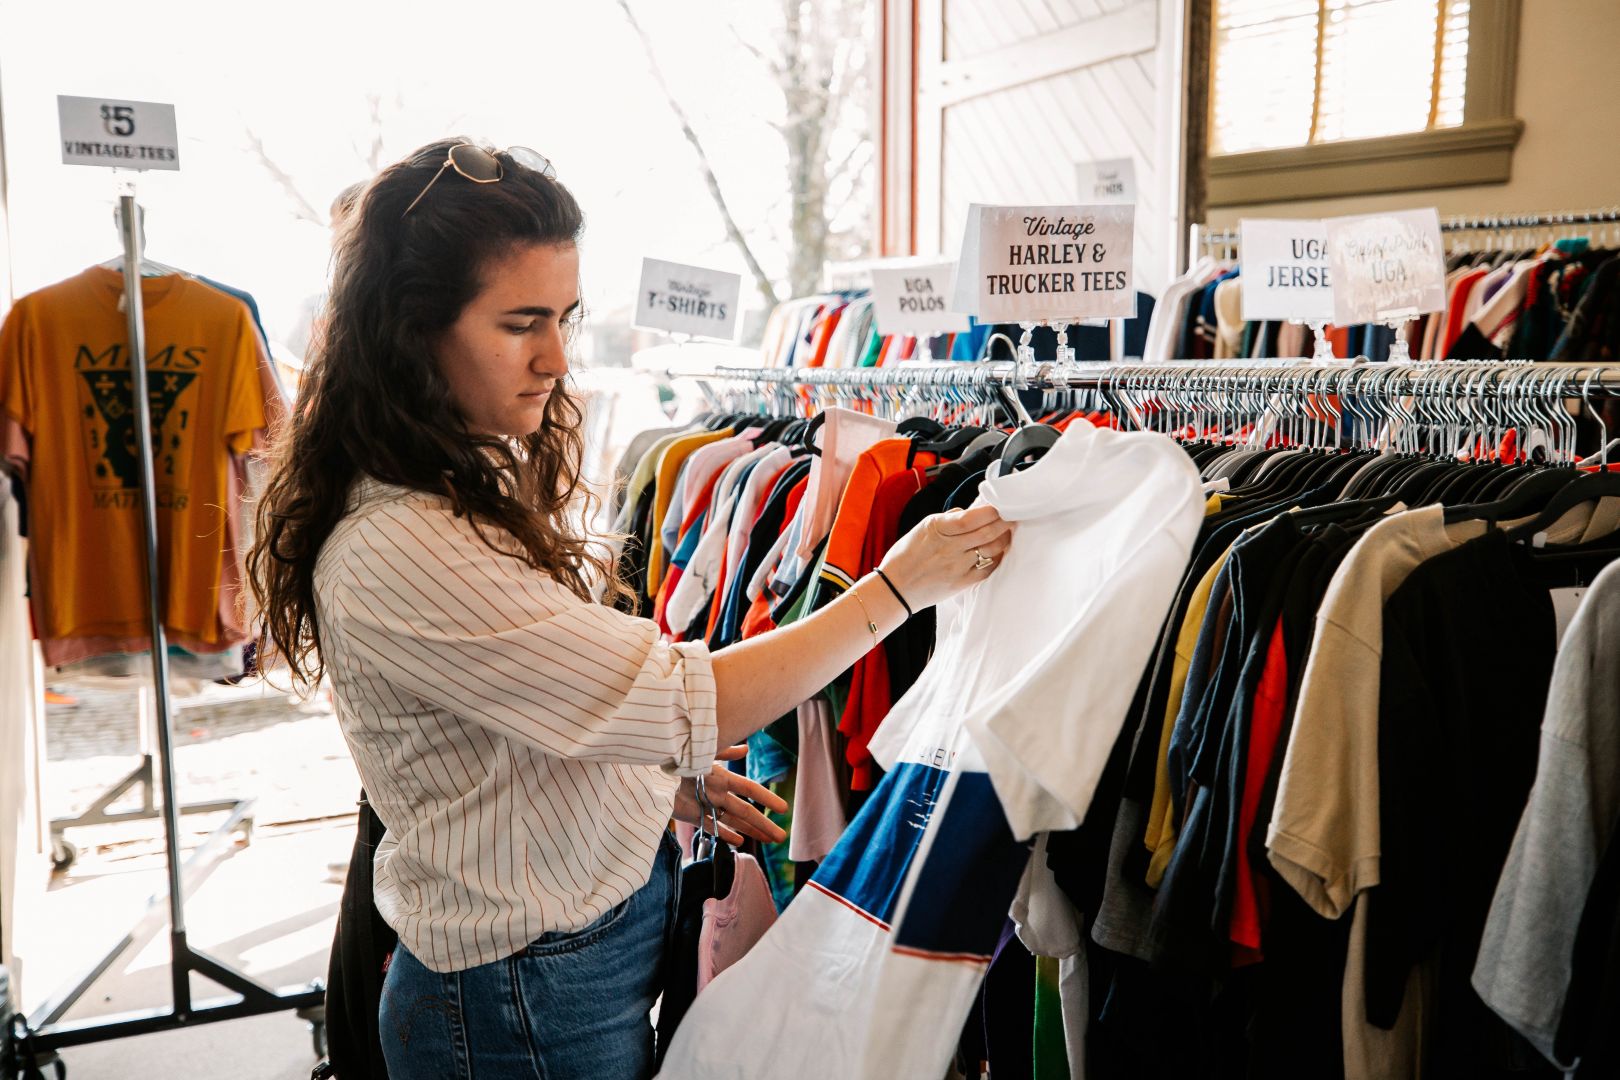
top-left (314, 478), bottom-right (718, 973)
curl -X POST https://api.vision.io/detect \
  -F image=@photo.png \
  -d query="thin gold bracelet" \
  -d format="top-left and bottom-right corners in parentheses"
top-left (849, 585), bottom-right (881, 650)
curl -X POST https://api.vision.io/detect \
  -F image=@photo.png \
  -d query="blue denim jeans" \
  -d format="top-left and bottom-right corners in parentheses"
top-left (379, 830), bottom-right (680, 1080)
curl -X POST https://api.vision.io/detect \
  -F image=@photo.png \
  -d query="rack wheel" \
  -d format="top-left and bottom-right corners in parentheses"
top-left (49, 838), bottom-right (77, 873)
top-left (21, 1051), bottom-right (66, 1079)
top-left (297, 1003), bottom-right (327, 1060)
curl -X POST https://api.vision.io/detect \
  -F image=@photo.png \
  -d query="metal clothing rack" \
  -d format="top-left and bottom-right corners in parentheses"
top-left (680, 358), bottom-right (1620, 395)
top-left (45, 693), bottom-right (242, 873)
top-left (678, 359), bottom-right (1620, 462)
top-left (6, 195), bottom-right (324, 1080)
top-left (1187, 206), bottom-right (1620, 263)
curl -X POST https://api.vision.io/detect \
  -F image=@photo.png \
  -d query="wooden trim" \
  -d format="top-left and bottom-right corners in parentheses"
top-left (1156, 0), bottom-right (1192, 282)
top-left (1308, 0), bottom-right (1327, 144)
top-left (878, 0), bottom-right (891, 254)
top-left (914, 0), bottom-right (944, 255)
top-left (1464, 0), bottom-right (1520, 123)
top-left (1184, 0), bottom-right (1211, 232)
top-left (1207, 118), bottom-right (1524, 205)
top-left (909, 0), bottom-right (918, 254)
top-left (921, 1), bottom-right (1158, 109)
top-left (879, 0), bottom-right (917, 256)
top-left (1426, 0), bottom-right (1448, 129)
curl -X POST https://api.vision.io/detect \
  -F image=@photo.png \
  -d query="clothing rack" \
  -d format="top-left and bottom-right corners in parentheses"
top-left (8, 194), bottom-right (324, 1079)
top-left (677, 359), bottom-right (1620, 463)
top-left (680, 358), bottom-right (1620, 395)
top-left (1188, 206), bottom-right (1620, 262)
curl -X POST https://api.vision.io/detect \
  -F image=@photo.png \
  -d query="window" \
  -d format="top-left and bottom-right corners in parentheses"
top-left (1212, 0), bottom-right (1471, 155)
top-left (1203, 0), bottom-right (1521, 206)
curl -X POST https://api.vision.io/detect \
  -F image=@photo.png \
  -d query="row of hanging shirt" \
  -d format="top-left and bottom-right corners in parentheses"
top-left (1146, 224), bottom-right (1620, 366)
top-left (612, 392), bottom-right (1025, 880)
top-left (0, 259), bottom-right (288, 685)
top-left (610, 380), bottom-right (1128, 905)
top-left (1077, 377), bottom-right (1620, 1080)
top-left (641, 381), bottom-right (1207, 1080)
top-left (755, 288), bottom-right (1158, 368)
top-left (632, 366), bottom-right (1620, 1080)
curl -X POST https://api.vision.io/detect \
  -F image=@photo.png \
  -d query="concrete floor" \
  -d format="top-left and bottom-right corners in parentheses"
top-left (12, 680), bottom-right (361, 1079)
top-left (19, 821), bottom-right (353, 1080)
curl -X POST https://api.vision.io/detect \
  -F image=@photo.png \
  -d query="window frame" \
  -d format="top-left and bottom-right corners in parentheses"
top-left (1205, 0), bottom-right (1522, 207)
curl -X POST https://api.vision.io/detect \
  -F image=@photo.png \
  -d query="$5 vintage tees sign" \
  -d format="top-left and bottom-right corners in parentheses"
top-left (0, 267), bottom-right (266, 646)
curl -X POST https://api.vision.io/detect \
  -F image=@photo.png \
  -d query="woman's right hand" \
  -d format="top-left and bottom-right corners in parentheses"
top-left (877, 503), bottom-right (1013, 612)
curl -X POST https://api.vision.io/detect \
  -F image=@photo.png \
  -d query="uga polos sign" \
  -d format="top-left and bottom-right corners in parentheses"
top-left (869, 259), bottom-right (970, 336)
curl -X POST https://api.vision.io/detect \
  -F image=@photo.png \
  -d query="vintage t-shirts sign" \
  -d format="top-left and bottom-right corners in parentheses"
top-left (634, 258), bottom-right (743, 341)
top-left (58, 95), bottom-right (180, 171)
top-left (966, 205), bottom-right (1136, 323)
top-left (869, 259), bottom-right (970, 336)
top-left (1323, 209), bottom-right (1446, 326)
top-left (1239, 219), bottom-right (1335, 323)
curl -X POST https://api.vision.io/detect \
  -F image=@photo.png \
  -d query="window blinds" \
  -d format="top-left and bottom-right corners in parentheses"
top-left (1211, 0), bottom-right (1471, 155)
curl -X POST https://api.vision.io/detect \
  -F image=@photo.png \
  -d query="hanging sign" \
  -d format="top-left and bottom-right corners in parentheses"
top-left (950, 204), bottom-right (986, 316)
top-left (970, 204), bottom-right (1135, 323)
top-left (1075, 157), bottom-right (1137, 205)
top-left (57, 95), bottom-right (180, 171)
top-left (1324, 208), bottom-right (1446, 326)
top-left (1240, 218), bottom-right (1335, 323)
top-left (870, 259), bottom-right (970, 335)
top-left (634, 257), bottom-right (743, 341)
top-left (823, 259), bottom-right (871, 291)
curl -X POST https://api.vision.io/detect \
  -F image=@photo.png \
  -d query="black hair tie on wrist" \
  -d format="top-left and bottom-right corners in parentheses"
top-left (874, 569), bottom-right (914, 618)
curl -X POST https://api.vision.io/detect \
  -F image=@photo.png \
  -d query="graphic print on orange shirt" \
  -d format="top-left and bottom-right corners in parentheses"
top-left (75, 342), bottom-right (204, 508)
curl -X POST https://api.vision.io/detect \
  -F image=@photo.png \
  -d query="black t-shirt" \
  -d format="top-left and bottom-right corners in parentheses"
top-left (612, 482), bottom-right (658, 615)
top-left (1371, 529), bottom-right (1613, 1078)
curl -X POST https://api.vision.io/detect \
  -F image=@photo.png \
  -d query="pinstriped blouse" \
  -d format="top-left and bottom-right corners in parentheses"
top-left (314, 478), bottom-right (719, 973)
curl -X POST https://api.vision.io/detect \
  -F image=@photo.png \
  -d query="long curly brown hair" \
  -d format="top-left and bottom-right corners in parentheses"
top-left (249, 138), bottom-right (628, 690)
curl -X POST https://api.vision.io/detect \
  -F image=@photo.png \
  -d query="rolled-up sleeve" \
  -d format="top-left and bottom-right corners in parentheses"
top-left (329, 498), bottom-right (719, 776)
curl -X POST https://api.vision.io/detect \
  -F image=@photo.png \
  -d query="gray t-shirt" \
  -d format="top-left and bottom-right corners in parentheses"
top-left (1473, 558), bottom-right (1620, 1070)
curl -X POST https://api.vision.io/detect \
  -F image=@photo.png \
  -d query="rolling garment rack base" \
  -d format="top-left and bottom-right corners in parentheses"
top-left (45, 691), bottom-right (246, 873)
top-left (4, 193), bottom-right (324, 1080)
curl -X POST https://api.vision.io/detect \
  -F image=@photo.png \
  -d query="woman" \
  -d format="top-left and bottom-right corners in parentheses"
top-left (249, 139), bottom-right (1012, 1080)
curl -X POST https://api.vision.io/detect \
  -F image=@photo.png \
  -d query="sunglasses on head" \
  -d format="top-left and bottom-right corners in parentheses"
top-left (402, 144), bottom-right (557, 218)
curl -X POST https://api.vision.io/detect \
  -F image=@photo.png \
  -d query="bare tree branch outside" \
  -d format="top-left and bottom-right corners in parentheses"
top-left (620, 0), bottom-right (873, 304)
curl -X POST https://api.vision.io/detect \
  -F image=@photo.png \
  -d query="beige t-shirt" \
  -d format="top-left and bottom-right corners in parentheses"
top-left (1270, 498), bottom-right (1620, 1080)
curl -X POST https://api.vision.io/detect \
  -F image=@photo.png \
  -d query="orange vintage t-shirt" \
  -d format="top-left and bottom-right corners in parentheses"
top-left (0, 267), bottom-right (266, 645)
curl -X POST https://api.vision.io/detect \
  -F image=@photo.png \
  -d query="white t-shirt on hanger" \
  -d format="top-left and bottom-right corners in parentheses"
top-left (657, 419), bottom-right (1203, 1080)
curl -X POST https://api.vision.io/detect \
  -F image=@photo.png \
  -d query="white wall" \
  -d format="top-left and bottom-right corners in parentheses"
top-left (900, 0), bottom-right (1186, 298)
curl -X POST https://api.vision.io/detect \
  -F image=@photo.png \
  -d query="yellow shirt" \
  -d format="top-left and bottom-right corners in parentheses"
top-left (645, 428), bottom-right (732, 590)
top-left (1143, 541), bottom-right (1234, 886)
top-left (0, 267), bottom-right (266, 644)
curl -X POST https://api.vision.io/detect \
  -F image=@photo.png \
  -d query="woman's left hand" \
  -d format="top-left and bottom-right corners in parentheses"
top-left (673, 745), bottom-right (789, 847)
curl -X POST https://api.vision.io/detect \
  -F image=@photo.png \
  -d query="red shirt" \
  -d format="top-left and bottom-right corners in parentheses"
top-left (1229, 617), bottom-right (1289, 963)
top-left (838, 466), bottom-right (930, 789)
